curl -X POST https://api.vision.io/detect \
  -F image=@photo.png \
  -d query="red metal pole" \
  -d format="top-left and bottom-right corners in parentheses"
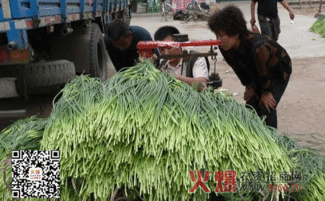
top-left (137, 40), bottom-right (221, 59)
top-left (137, 40), bottom-right (221, 50)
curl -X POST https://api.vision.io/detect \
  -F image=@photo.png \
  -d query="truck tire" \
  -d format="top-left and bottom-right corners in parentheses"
top-left (89, 23), bottom-right (109, 81)
top-left (49, 23), bottom-right (110, 81)
top-left (23, 60), bottom-right (75, 88)
top-left (0, 60), bottom-right (75, 95)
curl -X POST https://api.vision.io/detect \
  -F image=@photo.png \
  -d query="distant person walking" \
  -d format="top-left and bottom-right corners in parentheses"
top-left (250, 0), bottom-right (295, 41)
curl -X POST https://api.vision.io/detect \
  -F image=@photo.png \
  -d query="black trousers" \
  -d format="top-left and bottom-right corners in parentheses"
top-left (246, 78), bottom-right (289, 129)
top-left (258, 15), bottom-right (281, 41)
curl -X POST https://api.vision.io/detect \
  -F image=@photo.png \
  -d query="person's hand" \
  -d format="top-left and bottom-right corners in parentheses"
top-left (174, 75), bottom-right (181, 80)
top-left (250, 18), bottom-right (256, 26)
top-left (260, 92), bottom-right (276, 113)
top-left (244, 85), bottom-right (255, 101)
top-left (152, 53), bottom-right (159, 66)
top-left (289, 10), bottom-right (295, 20)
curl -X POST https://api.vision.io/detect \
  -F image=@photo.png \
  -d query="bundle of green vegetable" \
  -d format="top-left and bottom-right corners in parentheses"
top-left (1, 60), bottom-right (324, 201)
top-left (269, 133), bottom-right (325, 201)
top-left (310, 17), bottom-right (325, 37)
top-left (0, 116), bottom-right (47, 201)
top-left (38, 60), bottom-right (293, 200)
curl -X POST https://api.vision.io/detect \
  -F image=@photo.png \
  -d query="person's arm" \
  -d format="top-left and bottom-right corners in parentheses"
top-left (105, 36), bottom-right (123, 72)
top-left (280, 0), bottom-right (295, 19)
top-left (134, 26), bottom-right (160, 62)
top-left (221, 50), bottom-right (252, 87)
top-left (254, 45), bottom-right (271, 92)
top-left (244, 84), bottom-right (256, 102)
top-left (250, 1), bottom-right (257, 26)
top-left (175, 57), bottom-right (208, 86)
top-left (253, 44), bottom-right (276, 112)
top-left (174, 76), bottom-right (207, 86)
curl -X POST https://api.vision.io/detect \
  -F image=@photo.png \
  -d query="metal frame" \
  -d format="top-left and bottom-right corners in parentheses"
top-left (138, 40), bottom-right (220, 59)
top-left (138, 39), bottom-right (222, 89)
top-left (158, 49), bottom-right (218, 60)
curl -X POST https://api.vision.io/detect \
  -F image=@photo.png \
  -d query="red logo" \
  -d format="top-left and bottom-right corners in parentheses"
top-left (189, 170), bottom-right (210, 193)
top-left (189, 170), bottom-right (237, 193)
top-left (29, 168), bottom-right (42, 181)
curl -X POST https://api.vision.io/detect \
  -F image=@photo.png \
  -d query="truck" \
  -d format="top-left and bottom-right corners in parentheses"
top-left (0, 0), bottom-right (131, 98)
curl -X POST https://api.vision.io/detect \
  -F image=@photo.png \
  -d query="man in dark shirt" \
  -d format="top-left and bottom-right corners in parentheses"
top-left (105, 19), bottom-right (154, 72)
top-left (209, 5), bottom-right (292, 129)
top-left (251, 0), bottom-right (295, 41)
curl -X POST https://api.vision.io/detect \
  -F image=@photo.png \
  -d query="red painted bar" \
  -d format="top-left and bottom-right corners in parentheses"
top-left (137, 40), bottom-right (221, 50)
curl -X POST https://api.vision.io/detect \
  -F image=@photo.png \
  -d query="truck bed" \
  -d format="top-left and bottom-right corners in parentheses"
top-left (0, 0), bottom-right (129, 31)
top-left (0, 0), bottom-right (129, 64)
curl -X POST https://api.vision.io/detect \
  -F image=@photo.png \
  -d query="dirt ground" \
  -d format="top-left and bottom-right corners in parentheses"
top-left (216, 57), bottom-right (325, 153)
top-left (288, 4), bottom-right (325, 17)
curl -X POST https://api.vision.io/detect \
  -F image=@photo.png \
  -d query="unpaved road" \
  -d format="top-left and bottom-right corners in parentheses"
top-left (217, 56), bottom-right (325, 152)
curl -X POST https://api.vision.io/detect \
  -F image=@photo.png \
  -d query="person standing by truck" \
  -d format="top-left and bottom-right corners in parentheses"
top-left (105, 19), bottom-right (155, 72)
top-left (208, 5), bottom-right (292, 129)
top-left (250, 0), bottom-right (295, 41)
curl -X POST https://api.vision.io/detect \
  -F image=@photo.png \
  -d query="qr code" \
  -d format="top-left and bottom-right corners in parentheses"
top-left (11, 150), bottom-right (60, 198)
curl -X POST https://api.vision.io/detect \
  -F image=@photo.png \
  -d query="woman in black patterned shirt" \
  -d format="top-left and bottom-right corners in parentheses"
top-left (208, 5), bottom-right (292, 129)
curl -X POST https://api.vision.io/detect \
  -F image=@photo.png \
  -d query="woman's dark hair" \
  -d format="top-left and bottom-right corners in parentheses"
top-left (208, 5), bottom-right (251, 42)
top-left (154, 26), bottom-right (180, 41)
top-left (106, 19), bottom-right (130, 41)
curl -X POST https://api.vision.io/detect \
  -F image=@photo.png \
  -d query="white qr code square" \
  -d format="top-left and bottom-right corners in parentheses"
top-left (11, 150), bottom-right (60, 198)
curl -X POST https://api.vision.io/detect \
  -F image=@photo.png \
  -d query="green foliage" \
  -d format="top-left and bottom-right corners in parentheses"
top-left (40, 60), bottom-right (292, 200)
top-left (0, 116), bottom-right (48, 201)
top-left (310, 17), bottom-right (325, 37)
top-left (0, 60), bottom-right (324, 200)
top-left (269, 133), bottom-right (325, 200)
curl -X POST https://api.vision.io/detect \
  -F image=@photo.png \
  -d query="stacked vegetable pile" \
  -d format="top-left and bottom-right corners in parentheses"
top-left (0, 117), bottom-right (47, 201)
top-left (268, 132), bottom-right (325, 201)
top-left (0, 60), bottom-right (325, 200)
top-left (310, 16), bottom-right (325, 37)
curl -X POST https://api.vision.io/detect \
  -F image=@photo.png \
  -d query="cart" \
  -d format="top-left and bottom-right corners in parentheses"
top-left (137, 34), bottom-right (222, 90)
